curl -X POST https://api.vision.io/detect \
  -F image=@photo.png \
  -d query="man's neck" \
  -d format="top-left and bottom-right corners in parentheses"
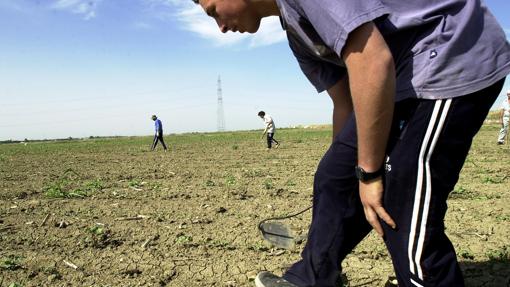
top-left (254, 0), bottom-right (280, 18)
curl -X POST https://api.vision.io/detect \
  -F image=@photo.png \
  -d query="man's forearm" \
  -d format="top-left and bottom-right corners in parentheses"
top-left (342, 22), bottom-right (397, 236)
top-left (353, 77), bottom-right (394, 172)
top-left (343, 22), bottom-right (395, 172)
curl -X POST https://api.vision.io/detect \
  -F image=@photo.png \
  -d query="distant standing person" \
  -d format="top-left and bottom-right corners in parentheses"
top-left (151, 115), bottom-right (168, 151)
top-left (258, 111), bottom-right (279, 150)
top-left (497, 90), bottom-right (510, 144)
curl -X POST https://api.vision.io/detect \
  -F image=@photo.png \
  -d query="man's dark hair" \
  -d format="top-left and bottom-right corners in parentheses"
top-left (258, 111), bottom-right (265, 117)
top-left (191, 0), bottom-right (199, 3)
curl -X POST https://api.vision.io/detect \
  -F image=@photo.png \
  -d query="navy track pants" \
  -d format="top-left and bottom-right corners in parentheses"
top-left (283, 79), bottom-right (504, 287)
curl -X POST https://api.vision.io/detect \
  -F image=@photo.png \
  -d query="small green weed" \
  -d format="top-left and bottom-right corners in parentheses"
top-left (44, 180), bottom-right (69, 198)
top-left (453, 186), bottom-right (467, 194)
top-left (67, 188), bottom-right (88, 198)
top-left (285, 179), bottom-right (296, 186)
top-left (474, 195), bottom-right (489, 201)
top-left (1, 255), bottom-right (22, 271)
top-left (486, 246), bottom-right (510, 262)
top-left (459, 250), bottom-right (475, 260)
top-left (128, 179), bottom-right (142, 188)
top-left (43, 169), bottom-right (103, 198)
top-left (449, 186), bottom-right (473, 199)
top-left (84, 179), bottom-right (104, 191)
top-left (263, 179), bottom-right (274, 190)
top-left (248, 242), bottom-right (269, 252)
top-left (225, 175), bottom-right (236, 186)
top-left (83, 225), bottom-right (119, 249)
top-left (88, 225), bottom-right (105, 236)
top-left (175, 234), bottom-right (193, 244)
top-left (8, 283), bottom-right (23, 287)
top-left (495, 214), bottom-right (510, 222)
top-left (232, 145), bottom-right (239, 150)
top-left (482, 176), bottom-right (503, 184)
top-left (205, 180), bottom-right (215, 187)
top-left (44, 178), bottom-right (103, 198)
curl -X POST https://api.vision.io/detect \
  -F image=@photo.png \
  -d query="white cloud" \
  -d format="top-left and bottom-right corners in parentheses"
top-left (52, 0), bottom-right (102, 20)
top-left (142, 0), bottom-right (286, 48)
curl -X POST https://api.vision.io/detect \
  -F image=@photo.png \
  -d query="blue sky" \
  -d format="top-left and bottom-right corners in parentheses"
top-left (0, 0), bottom-right (509, 140)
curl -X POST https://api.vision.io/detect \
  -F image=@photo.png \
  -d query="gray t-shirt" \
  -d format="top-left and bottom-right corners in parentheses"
top-left (275, 0), bottom-right (510, 101)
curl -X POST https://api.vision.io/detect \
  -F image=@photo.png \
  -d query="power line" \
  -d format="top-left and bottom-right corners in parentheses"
top-left (0, 84), bottom-right (213, 108)
top-left (0, 95), bottom-right (216, 117)
top-left (0, 103), bottom-right (214, 128)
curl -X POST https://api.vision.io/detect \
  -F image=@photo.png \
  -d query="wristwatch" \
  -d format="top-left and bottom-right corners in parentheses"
top-left (355, 165), bottom-right (384, 182)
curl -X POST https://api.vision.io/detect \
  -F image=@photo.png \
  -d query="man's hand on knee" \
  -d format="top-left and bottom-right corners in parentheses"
top-left (359, 178), bottom-right (396, 237)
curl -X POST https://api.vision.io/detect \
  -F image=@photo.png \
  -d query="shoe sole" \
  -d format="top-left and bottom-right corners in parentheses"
top-left (254, 275), bottom-right (264, 287)
top-left (254, 272), bottom-right (297, 287)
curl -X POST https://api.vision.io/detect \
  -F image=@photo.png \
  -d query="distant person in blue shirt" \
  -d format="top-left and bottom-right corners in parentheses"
top-left (151, 115), bottom-right (167, 151)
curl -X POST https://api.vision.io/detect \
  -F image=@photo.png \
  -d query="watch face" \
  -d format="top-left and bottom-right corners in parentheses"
top-left (355, 166), bottom-right (365, 181)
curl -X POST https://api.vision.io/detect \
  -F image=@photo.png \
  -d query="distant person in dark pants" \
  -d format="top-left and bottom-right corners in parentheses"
top-left (258, 111), bottom-right (279, 150)
top-left (151, 115), bottom-right (167, 151)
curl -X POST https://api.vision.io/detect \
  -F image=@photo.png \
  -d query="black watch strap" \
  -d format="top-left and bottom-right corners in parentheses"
top-left (355, 165), bottom-right (384, 182)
